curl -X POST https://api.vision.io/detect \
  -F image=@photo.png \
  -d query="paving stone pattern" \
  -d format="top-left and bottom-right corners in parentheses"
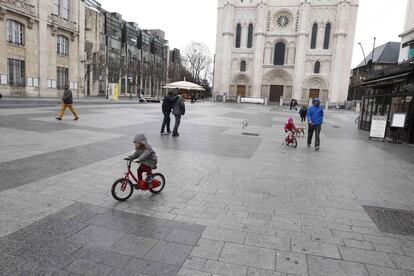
top-left (1, 102), bottom-right (414, 275)
top-left (1, 203), bottom-right (205, 275)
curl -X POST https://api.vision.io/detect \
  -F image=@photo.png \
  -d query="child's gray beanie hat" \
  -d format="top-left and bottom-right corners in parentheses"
top-left (134, 134), bottom-right (147, 143)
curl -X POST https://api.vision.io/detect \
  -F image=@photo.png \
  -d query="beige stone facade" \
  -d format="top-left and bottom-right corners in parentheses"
top-left (0, 0), bottom-right (85, 97)
top-left (213, 0), bottom-right (359, 105)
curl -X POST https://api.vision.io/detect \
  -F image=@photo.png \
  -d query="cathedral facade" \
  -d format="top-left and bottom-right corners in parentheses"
top-left (213, 0), bottom-right (359, 104)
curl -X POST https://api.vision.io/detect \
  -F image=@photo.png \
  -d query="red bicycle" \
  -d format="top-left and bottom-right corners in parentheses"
top-left (111, 159), bottom-right (166, 201)
top-left (282, 131), bottom-right (298, 148)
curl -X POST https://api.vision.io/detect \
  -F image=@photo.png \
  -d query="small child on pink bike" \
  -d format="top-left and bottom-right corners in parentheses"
top-left (125, 134), bottom-right (158, 184)
top-left (284, 117), bottom-right (297, 143)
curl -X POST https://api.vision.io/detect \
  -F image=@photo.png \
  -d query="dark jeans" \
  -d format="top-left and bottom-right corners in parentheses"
top-left (173, 115), bottom-right (181, 135)
top-left (161, 112), bottom-right (171, 133)
top-left (138, 164), bottom-right (153, 181)
top-left (301, 116), bottom-right (306, 122)
top-left (308, 124), bottom-right (322, 147)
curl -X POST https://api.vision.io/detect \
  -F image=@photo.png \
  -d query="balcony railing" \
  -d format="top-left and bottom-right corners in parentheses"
top-left (48, 14), bottom-right (78, 33)
top-left (0, 0), bottom-right (37, 18)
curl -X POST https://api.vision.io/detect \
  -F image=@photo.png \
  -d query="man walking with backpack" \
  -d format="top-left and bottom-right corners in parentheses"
top-left (307, 98), bottom-right (324, 151)
top-left (172, 92), bottom-right (185, 137)
top-left (160, 91), bottom-right (178, 135)
top-left (55, 84), bottom-right (79, 121)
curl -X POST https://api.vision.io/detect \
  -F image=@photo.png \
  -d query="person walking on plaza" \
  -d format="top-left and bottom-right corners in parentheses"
top-left (55, 84), bottom-right (79, 121)
top-left (307, 98), bottom-right (324, 151)
top-left (172, 92), bottom-right (185, 137)
top-left (160, 91), bottom-right (178, 135)
top-left (299, 105), bottom-right (308, 122)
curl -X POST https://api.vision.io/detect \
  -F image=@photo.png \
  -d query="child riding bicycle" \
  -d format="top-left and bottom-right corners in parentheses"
top-left (125, 134), bottom-right (158, 184)
top-left (284, 117), bottom-right (297, 143)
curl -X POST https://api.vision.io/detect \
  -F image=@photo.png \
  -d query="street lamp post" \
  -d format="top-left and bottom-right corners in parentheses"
top-left (358, 42), bottom-right (367, 66)
top-left (371, 37), bottom-right (377, 69)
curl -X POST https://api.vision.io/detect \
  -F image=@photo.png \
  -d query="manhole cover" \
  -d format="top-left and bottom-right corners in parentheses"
top-left (242, 132), bottom-right (260, 137)
top-left (363, 206), bottom-right (414, 236)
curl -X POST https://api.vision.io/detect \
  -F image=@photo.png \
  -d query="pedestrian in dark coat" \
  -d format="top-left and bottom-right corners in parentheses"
top-left (172, 94), bottom-right (185, 137)
top-left (161, 91), bottom-right (178, 135)
top-left (299, 106), bottom-right (308, 122)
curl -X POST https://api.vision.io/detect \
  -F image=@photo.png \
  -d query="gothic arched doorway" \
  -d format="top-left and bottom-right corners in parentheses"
top-left (262, 69), bottom-right (293, 104)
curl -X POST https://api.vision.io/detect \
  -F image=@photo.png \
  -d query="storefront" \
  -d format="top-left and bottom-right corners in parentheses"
top-left (358, 60), bottom-right (414, 144)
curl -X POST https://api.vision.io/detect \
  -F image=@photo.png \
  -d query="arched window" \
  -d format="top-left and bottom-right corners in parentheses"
top-left (323, 23), bottom-right (331, 49)
top-left (274, 42), bottom-right (286, 65)
top-left (240, 61), bottom-right (247, 72)
top-left (57, 35), bottom-right (69, 56)
top-left (235, 24), bottom-right (242, 48)
top-left (310, 23), bottom-right (318, 49)
top-left (247, 24), bottom-right (253, 48)
top-left (314, 61), bottom-right (320, 73)
top-left (7, 20), bottom-right (24, 46)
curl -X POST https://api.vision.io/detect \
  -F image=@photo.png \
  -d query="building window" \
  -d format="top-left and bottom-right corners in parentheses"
top-left (7, 20), bottom-right (24, 46)
top-left (324, 23), bottom-right (331, 49)
top-left (240, 61), bottom-right (247, 72)
top-left (57, 35), bottom-right (69, 55)
top-left (53, 0), bottom-right (70, 19)
top-left (247, 24), bottom-right (253, 48)
top-left (235, 24), bottom-right (241, 48)
top-left (62, 0), bottom-right (69, 19)
top-left (274, 42), bottom-right (286, 65)
top-left (57, 67), bottom-right (68, 89)
top-left (310, 23), bottom-right (318, 49)
top-left (8, 59), bottom-right (25, 87)
top-left (53, 0), bottom-right (60, 15)
top-left (314, 61), bottom-right (320, 73)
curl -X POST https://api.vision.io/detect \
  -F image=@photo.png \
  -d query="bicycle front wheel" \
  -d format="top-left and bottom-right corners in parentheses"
top-left (293, 138), bottom-right (298, 148)
top-left (111, 178), bottom-right (134, 201)
top-left (149, 173), bottom-right (166, 194)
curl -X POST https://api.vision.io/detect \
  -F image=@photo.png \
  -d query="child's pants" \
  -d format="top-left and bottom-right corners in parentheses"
top-left (138, 164), bottom-right (153, 181)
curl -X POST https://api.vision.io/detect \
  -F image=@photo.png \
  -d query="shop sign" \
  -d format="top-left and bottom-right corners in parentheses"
top-left (370, 115), bottom-right (387, 139)
top-left (391, 113), bottom-right (406, 128)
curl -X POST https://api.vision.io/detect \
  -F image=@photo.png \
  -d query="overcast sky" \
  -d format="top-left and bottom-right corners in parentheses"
top-left (98, 0), bottom-right (408, 68)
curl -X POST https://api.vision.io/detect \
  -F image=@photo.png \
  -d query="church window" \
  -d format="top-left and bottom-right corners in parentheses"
top-left (247, 24), bottom-right (253, 48)
top-left (274, 42), bottom-right (286, 65)
top-left (240, 61), bottom-right (247, 72)
top-left (323, 23), bottom-right (331, 49)
top-left (235, 24), bottom-right (241, 48)
top-left (311, 23), bottom-right (318, 49)
top-left (314, 61), bottom-right (320, 74)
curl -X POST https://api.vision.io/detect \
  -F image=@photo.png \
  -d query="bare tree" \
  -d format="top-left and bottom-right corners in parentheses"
top-left (183, 42), bottom-right (212, 84)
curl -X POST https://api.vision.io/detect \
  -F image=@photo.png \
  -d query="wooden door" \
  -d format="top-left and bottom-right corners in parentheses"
top-left (309, 89), bottom-right (320, 99)
top-left (237, 85), bottom-right (246, 97)
top-left (269, 85), bottom-right (284, 103)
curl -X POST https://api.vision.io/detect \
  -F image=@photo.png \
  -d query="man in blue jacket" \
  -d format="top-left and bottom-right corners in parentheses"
top-left (307, 98), bottom-right (324, 151)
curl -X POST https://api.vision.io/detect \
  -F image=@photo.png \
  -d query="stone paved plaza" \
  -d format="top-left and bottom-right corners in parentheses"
top-left (1, 100), bottom-right (414, 276)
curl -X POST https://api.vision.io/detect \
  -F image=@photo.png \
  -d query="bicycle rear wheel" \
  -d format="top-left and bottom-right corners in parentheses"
top-left (111, 178), bottom-right (134, 201)
top-left (149, 173), bottom-right (165, 194)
